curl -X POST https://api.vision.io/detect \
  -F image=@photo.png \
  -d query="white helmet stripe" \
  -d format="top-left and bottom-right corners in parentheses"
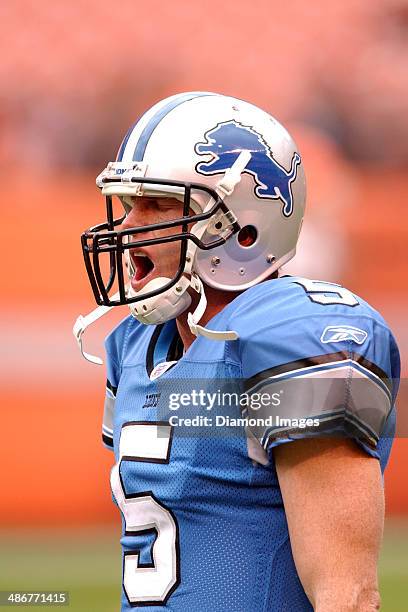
top-left (117, 94), bottom-right (185, 162)
top-left (120, 92), bottom-right (217, 163)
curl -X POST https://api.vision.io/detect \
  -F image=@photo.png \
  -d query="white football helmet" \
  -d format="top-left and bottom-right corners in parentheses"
top-left (74, 92), bottom-right (306, 362)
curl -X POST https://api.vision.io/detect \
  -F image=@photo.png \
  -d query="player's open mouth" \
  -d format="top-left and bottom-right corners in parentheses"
top-left (130, 251), bottom-right (155, 286)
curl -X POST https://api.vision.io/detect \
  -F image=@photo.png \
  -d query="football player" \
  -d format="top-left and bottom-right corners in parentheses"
top-left (75, 92), bottom-right (400, 611)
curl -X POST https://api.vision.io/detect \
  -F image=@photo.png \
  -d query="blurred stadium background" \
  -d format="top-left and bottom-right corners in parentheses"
top-left (1, 0), bottom-right (407, 609)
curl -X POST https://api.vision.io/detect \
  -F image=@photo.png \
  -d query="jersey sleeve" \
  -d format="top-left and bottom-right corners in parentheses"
top-left (102, 353), bottom-right (118, 450)
top-left (230, 278), bottom-right (400, 462)
top-left (102, 316), bottom-right (133, 450)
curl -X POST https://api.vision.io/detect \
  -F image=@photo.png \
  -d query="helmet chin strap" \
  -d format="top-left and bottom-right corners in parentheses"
top-left (73, 150), bottom-right (250, 363)
top-left (73, 294), bottom-right (121, 365)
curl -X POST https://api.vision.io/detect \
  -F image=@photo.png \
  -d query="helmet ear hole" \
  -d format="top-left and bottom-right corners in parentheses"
top-left (237, 225), bottom-right (258, 247)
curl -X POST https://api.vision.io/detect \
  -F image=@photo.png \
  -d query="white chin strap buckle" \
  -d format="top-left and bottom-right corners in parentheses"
top-left (73, 315), bottom-right (103, 365)
top-left (73, 313), bottom-right (104, 365)
top-left (73, 292), bottom-right (122, 364)
top-left (188, 313), bottom-right (239, 341)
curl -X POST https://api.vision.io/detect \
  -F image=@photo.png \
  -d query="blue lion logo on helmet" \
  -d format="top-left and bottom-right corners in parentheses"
top-left (195, 120), bottom-right (301, 217)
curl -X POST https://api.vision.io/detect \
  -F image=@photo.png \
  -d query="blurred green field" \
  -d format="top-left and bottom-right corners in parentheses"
top-left (0, 519), bottom-right (407, 611)
top-left (378, 519), bottom-right (408, 611)
top-left (0, 526), bottom-right (120, 611)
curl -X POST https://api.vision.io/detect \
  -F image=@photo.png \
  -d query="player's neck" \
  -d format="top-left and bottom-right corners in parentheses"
top-left (176, 285), bottom-right (241, 351)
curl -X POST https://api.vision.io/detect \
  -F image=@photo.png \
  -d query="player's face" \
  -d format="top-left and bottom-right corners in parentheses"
top-left (120, 196), bottom-right (187, 292)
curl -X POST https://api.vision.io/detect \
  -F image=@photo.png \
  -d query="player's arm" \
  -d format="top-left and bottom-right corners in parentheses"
top-left (274, 437), bottom-right (383, 612)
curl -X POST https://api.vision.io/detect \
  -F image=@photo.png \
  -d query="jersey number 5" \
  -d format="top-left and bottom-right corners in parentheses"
top-left (110, 422), bottom-right (180, 606)
top-left (295, 278), bottom-right (359, 306)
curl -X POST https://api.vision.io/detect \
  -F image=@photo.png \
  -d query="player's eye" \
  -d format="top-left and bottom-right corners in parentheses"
top-left (155, 198), bottom-right (183, 218)
top-left (155, 198), bottom-right (183, 213)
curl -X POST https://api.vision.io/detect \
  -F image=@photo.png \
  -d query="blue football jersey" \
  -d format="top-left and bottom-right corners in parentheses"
top-left (102, 276), bottom-right (400, 611)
